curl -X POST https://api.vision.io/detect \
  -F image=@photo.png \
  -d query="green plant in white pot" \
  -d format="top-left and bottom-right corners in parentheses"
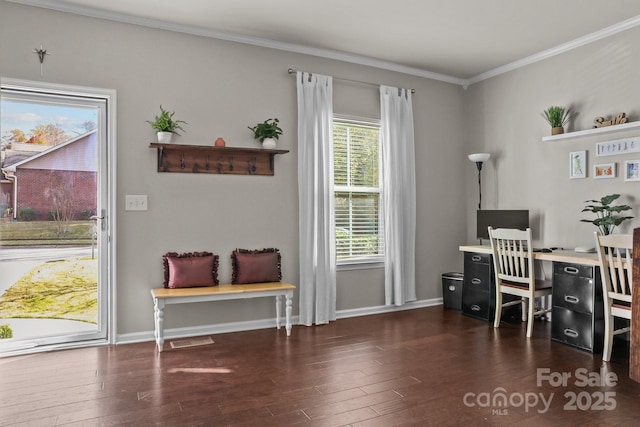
top-left (248, 118), bottom-right (282, 149)
top-left (541, 106), bottom-right (570, 135)
top-left (147, 105), bottom-right (187, 144)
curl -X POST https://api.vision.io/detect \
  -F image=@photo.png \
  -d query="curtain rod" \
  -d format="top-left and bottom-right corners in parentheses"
top-left (287, 68), bottom-right (415, 94)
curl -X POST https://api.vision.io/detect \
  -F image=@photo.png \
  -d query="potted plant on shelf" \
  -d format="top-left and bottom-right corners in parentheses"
top-left (542, 106), bottom-right (570, 135)
top-left (248, 118), bottom-right (282, 149)
top-left (581, 193), bottom-right (633, 235)
top-left (146, 105), bottom-right (187, 144)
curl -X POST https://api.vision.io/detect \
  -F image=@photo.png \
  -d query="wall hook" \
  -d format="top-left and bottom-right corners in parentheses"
top-left (150, 143), bottom-right (287, 176)
top-left (33, 44), bottom-right (50, 77)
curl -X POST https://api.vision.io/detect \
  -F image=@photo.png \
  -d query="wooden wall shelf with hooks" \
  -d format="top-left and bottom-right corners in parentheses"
top-left (149, 143), bottom-right (289, 176)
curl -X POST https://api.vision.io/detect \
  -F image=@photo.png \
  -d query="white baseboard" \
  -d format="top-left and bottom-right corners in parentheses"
top-left (336, 297), bottom-right (442, 319)
top-left (116, 297), bottom-right (443, 345)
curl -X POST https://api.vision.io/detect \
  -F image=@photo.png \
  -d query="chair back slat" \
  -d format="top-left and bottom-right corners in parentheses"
top-left (489, 227), bottom-right (533, 285)
top-left (595, 232), bottom-right (633, 301)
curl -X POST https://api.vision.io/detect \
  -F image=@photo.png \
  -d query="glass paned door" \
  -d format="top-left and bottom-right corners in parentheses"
top-left (0, 83), bottom-right (111, 354)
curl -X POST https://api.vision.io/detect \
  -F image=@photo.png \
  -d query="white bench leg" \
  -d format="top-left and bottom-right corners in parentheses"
top-left (275, 295), bottom-right (282, 329)
top-left (285, 293), bottom-right (292, 336)
top-left (153, 298), bottom-right (165, 352)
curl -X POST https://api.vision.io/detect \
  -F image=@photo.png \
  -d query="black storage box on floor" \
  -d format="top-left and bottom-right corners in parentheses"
top-left (442, 272), bottom-right (464, 310)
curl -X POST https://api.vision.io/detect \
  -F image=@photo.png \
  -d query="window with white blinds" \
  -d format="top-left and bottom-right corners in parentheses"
top-left (333, 117), bottom-right (384, 263)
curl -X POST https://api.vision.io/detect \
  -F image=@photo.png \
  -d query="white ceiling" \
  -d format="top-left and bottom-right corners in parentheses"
top-left (10, 0), bottom-right (640, 85)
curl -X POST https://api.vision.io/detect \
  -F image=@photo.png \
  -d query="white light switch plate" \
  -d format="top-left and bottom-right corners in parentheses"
top-left (125, 195), bottom-right (148, 211)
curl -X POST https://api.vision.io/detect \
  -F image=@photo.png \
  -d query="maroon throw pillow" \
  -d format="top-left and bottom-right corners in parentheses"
top-left (231, 248), bottom-right (281, 284)
top-left (162, 252), bottom-right (219, 288)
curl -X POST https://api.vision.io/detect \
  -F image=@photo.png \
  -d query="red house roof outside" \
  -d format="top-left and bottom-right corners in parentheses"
top-left (3, 130), bottom-right (97, 173)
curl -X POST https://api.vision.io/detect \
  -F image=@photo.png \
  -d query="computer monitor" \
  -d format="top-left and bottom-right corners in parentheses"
top-left (476, 209), bottom-right (529, 240)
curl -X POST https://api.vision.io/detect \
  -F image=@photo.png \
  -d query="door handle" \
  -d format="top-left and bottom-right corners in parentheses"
top-left (90, 209), bottom-right (106, 231)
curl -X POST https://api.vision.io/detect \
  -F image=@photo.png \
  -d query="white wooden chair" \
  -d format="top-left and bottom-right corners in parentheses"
top-left (594, 232), bottom-right (633, 362)
top-left (488, 227), bottom-right (552, 337)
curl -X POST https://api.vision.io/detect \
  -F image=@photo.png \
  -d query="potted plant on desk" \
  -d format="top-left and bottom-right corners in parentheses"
top-left (147, 105), bottom-right (187, 144)
top-left (580, 193), bottom-right (633, 235)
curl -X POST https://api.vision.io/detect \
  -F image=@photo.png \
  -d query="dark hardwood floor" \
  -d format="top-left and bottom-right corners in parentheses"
top-left (1, 306), bottom-right (639, 426)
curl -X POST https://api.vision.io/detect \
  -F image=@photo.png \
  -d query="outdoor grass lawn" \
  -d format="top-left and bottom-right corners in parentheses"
top-left (0, 220), bottom-right (94, 246)
top-left (0, 258), bottom-right (97, 324)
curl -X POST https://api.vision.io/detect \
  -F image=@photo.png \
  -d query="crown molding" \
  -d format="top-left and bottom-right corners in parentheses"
top-left (6, 0), bottom-right (466, 86)
top-left (465, 14), bottom-right (640, 86)
top-left (7, 1), bottom-right (640, 88)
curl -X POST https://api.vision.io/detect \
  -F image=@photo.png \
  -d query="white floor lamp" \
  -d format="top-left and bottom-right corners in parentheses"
top-left (468, 153), bottom-right (490, 210)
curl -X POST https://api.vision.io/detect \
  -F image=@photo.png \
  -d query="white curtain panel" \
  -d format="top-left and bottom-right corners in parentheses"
top-left (380, 85), bottom-right (417, 306)
top-left (296, 71), bottom-right (336, 326)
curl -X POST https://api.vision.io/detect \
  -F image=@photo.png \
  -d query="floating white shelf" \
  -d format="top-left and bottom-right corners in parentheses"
top-left (542, 121), bottom-right (640, 142)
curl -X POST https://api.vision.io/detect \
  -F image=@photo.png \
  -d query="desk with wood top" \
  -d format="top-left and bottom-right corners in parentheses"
top-left (459, 245), bottom-right (604, 353)
top-left (459, 245), bottom-right (599, 265)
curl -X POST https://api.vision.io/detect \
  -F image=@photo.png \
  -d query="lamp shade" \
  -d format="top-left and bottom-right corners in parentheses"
top-left (468, 153), bottom-right (491, 163)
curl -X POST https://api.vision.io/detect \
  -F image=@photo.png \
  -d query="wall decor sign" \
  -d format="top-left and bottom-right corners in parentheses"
top-left (593, 112), bottom-right (627, 128)
top-left (624, 160), bottom-right (640, 181)
top-left (594, 163), bottom-right (616, 179)
top-left (569, 150), bottom-right (586, 179)
top-left (595, 137), bottom-right (640, 157)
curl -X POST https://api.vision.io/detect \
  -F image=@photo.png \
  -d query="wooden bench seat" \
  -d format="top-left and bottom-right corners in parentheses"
top-left (150, 282), bottom-right (295, 352)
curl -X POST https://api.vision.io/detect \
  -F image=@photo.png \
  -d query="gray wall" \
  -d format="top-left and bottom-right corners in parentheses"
top-left (0, 2), bottom-right (467, 337)
top-left (465, 26), bottom-right (640, 247)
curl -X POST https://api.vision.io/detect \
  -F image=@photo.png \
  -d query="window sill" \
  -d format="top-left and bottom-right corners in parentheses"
top-left (337, 259), bottom-right (385, 271)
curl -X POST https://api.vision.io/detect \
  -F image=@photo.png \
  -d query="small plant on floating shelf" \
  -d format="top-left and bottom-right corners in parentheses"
top-left (146, 105), bottom-right (187, 135)
top-left (248, 118), bottom-right (283, 142)
top-left (541, 106), bottom-right (570, 129)
top-left (580, 193), bottom-right (633, 235)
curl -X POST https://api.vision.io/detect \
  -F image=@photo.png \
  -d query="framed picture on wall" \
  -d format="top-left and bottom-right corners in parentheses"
top-left (624, 160), bottom-right (640, 181)
top-left (594, 163), bottom-right (616, 179)
top-left (569, 151), bottom-right (586, 179)
top-left (596, 137), bottom-right (640, 157)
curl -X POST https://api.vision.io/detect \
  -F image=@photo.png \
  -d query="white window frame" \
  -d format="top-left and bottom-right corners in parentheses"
top-left (333, 115), bottom-right (384, 270)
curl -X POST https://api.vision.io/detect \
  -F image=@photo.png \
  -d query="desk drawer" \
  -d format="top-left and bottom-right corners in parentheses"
top-left (463, 288), bottom-right (521, 322)
top-left (463, 289), bottom-right (490, 320)
top-left (554, 262), bottom-right (594, 279)
top-left (463, 256), bottom-right (492, 294)
top-left (464, 251), bottom-right (491, 266)
top-left (552, 274), bottom-right (595, 314)
top-left (464, 268), bottom-right (491, 293)
top-left (551, 306), bottom-right (602, 353)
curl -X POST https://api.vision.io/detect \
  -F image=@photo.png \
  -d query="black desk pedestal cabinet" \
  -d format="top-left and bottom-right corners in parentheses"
top-left (462, 252), bottom-right (520, 322)
top-left (551, 262), bottom-right (604, 353)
